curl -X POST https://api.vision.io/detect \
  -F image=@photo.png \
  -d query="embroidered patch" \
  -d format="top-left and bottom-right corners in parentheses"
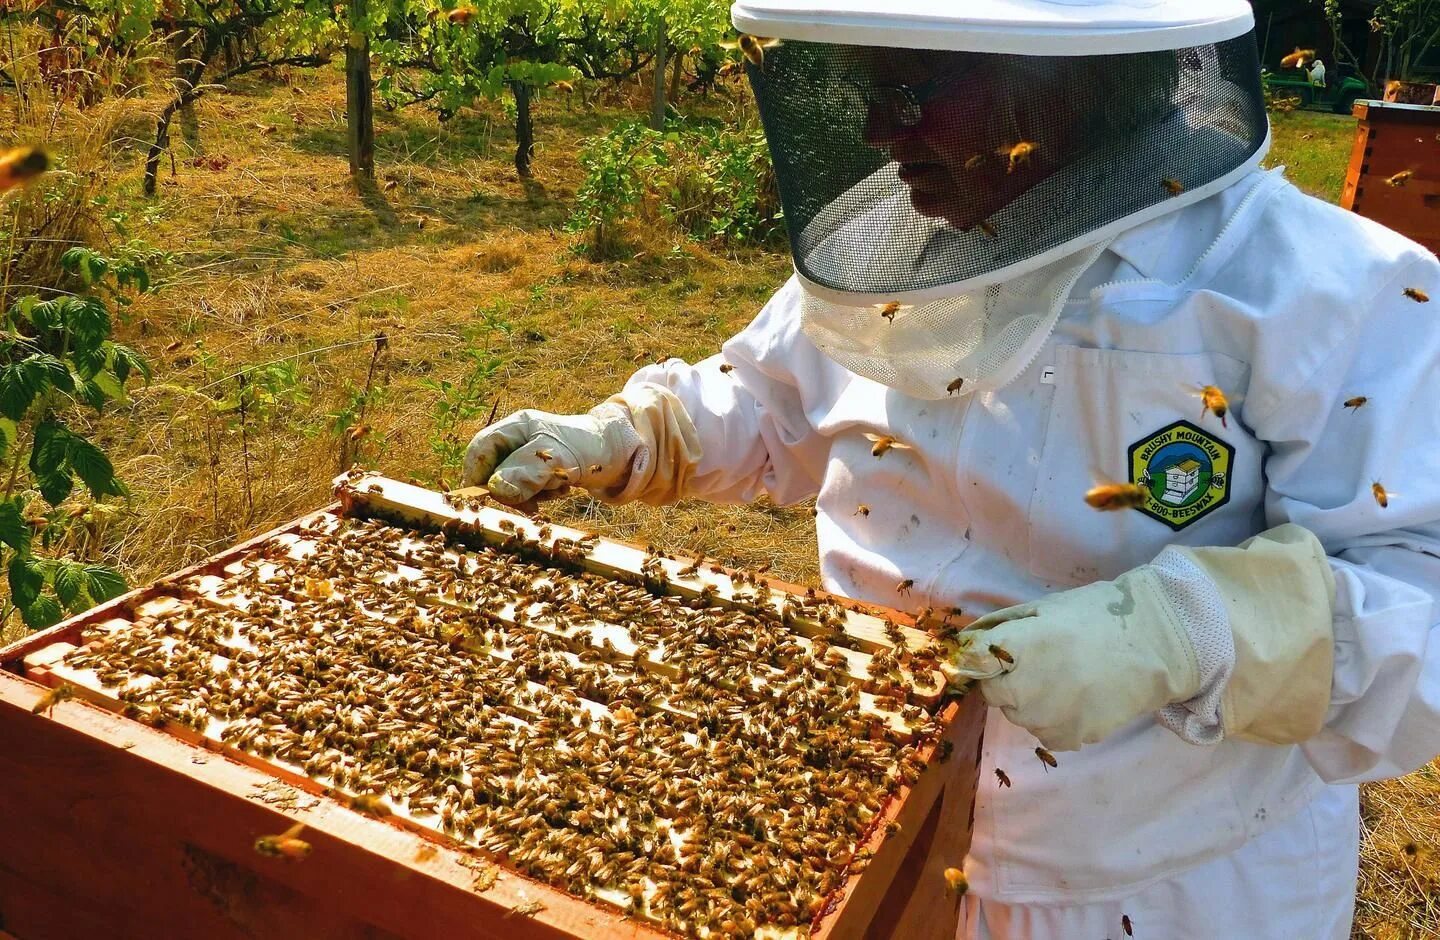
top-left (1126, 420), bottom-right (1234, 530)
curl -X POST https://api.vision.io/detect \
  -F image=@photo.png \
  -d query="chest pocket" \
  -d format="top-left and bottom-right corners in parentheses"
top-left (1025, 345), bottom-right (1263, 587)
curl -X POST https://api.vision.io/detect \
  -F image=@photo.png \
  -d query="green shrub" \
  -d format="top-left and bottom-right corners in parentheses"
top-left (568, 120), bottom-right (782, 257)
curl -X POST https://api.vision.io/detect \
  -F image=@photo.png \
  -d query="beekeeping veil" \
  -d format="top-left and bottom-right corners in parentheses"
top-left (732, 0), bottom-right (1269, 398)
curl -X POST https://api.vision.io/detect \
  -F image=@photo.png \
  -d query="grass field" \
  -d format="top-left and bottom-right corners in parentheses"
top-left (5, 66), bottom-right (1438, 937)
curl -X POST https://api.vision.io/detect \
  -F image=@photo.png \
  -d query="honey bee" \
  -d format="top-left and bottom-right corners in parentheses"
top-left (0, 146), bottom-right (49, 192)
top-left (719, 362), bottom-right (735, 374)
top-left (1084, 481), bottom-right (1149, 511)
top-left (1404, 286), bottom-right (1430, 302)
top-left (254, 822), bottom-right (312, 859)
top-left (550, 467), bottom-right (571, 484)
top-left (552, 80), bottom-right (574, 94)
top-left (1035, 746), bottom-right (1058, 770)
top-left (994, 768), bottom-right (1012, 788)
top-left (998, 141), bottom-right (1036, 173)
top-left (988, 643), bottom-right (1014, 666)
top-left (1372, 480), bottom-right (1391, 508)
top-left (348, 793), bottom-right (392, 817)
top-left (946, 377), bottom-right (965, 395)
top-left (977, 219), bottom-right (999, 238)
top-left (1344, 396), bottom-right (1369, 412)
top-left (896, 579), bottom-right (914, 596)
top-left (963, 154), bottom-right (985, 171)
top-left (1387, 169), bottom-right (1414, 187)
top-left (865, 433), bottom-right (912, 458)
top-left (875, 301), bottom-right (908, 322)
top-left (533, 449), bottom-right (554, 462)
top-left (446, 6), bottom-right (476, 23)
top-left (1190, 383), bottom-right (1231, 427)
top-left (165, 339), bottom-right (184, 353)
top-left (720, 34), bottom-right (782, 67)
top-left (1280, 47), bottom-right (1316, 69)
top-left (942, 867), bottom-right (969, 896)
top-left (1122, 913), bottom-right (1135, 936)
top-left (1162, 177), bottom-right (1184, 196)
top-left (854, 504), bottom-right (871, 517)
top-left (345, 423), bottom-right (371, 441)
top-left (31, 682), bottom-right (75, 716)
top-left (587, 464), bottom-right (603, 475)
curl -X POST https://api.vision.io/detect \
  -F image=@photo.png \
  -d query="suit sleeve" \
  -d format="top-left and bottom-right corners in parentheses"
top-left (1253, 255), bottom-right (1440, 783)
top-left (623, 278), bottom-right (832, 506)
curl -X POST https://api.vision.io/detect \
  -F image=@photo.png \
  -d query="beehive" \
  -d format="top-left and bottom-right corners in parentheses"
top-left (0, 473), bottom-right (984, 940)
top-left (1342, 98), bottom-right (1440, 255)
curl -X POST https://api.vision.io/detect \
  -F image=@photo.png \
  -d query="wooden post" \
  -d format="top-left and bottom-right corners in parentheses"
top-left (346, 0), bottom-right (374, 179)
top-left (649, 19), bottom-right (667, 131)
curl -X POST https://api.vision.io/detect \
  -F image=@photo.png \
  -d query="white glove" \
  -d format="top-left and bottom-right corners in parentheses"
top-left (946, 524), bottom-right (1336, 751)
top-left (462, 384), bottom-right (702, 506)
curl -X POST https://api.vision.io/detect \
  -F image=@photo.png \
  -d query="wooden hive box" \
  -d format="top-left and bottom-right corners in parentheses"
top-left (1342, 98), bottom-right (1440, 255)
top-left (0, 474), bottom-right (985, 940)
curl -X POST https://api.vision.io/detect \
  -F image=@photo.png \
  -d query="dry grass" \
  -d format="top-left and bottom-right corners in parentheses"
top-left (3, 56), bottom-right (1437, 937)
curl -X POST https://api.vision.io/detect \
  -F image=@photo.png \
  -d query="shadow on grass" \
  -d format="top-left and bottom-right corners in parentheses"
top-left (355, 174), bottom-right (399, 228)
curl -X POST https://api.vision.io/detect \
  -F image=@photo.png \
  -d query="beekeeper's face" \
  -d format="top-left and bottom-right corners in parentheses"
top-left (859, 50), bottom-right (1076, 229)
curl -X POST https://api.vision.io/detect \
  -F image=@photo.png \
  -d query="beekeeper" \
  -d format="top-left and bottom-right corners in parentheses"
top-left (464, 1), bottom-right (1440, 936)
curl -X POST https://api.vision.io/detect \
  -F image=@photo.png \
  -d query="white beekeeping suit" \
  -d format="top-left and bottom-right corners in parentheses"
top-left (465, 2), bottom-right (1440, 937)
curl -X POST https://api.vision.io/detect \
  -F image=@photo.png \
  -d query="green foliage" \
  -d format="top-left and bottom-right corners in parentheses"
top-left (423, 333), bottom-right (502, 480)
top-left (569, 119), bottom-right (782, 255)
top-left (0, 248), bottom-right (151, 629)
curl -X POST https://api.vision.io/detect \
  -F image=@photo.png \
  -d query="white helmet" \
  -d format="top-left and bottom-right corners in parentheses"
top-left (730, 0), bottom-right (1269, 398)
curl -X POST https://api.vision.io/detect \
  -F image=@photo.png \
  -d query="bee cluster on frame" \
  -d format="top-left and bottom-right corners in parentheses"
top-left (55, 485), bottom-right (950, 938)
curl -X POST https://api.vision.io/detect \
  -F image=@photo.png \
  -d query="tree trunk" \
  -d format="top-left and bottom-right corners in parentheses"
top-left (668, 46), bottom-right (684, 103)
top-left (649, 19), bottom-right (667, 130)
top-left (346, 0), bottom-right (374, 179)
top-left (143, 103), bottom-right (179, 196)
top-left (510, 80), bottom-right (534, 178)
top-left (173, 33), bottom-right (201, 149)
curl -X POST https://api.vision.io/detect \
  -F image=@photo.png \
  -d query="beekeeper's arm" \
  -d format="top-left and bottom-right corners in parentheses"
top-left (952, 257), bottom-right (1440, 775)
top-left (463, 281), bottom-right (826, 506)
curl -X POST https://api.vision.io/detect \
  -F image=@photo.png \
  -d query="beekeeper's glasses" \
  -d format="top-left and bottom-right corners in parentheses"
top-left (860, 68), bottom-right (974, 128)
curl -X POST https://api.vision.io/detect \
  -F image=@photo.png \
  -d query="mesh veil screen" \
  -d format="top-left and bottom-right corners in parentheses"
top-left (747, 35), bottom-right (1267, 296)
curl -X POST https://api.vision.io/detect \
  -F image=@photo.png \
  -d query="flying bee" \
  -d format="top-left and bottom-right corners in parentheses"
top-left (977, 219), bottom-right (999, 238)
top-left (865, 433), bottom-right (912, 458)
top-left (998, 141), bottom-right (1036, 173)
top-left (896, 579), bottom-right (914, 596)
top-left (855, 504), bottom-right (871, 517)
top-left (0, 146), bottom-right (49, 192)
top-left (1162, 176), bottom-right (1184, 196)
top-left (1372, 480), bottom-right (1391, 508)
top-left (946, 377), bottom-right (965, 395)
top-left (994, 768), bottom-right (1012, 788)
top-left (1084, 480), bottom-right (1149, 511)
top-left (349, 793), bottom-right (392, 817)
top-left (533, 448), bottom-right (554, 462)
top-left (31, 682), bottom-right (75, 716)
top-left (446, 6), bottom-right (476, 23)
top-left (988, 644), bottom-right (1014, 666)
top-left (254, 822), bottom-right (312, 860)
top-left (875, 301), bottom-right (909, 323)
top-left (345, 423), bottom-right (371, 441)
top-left (1035, 746), bottom-right (1058, 770)
top-left (1387, 169), bottom-right (1414, 187)
top-left (1189, 383), bottom-right (1232, 427)
top-left (1344, 396), bottom-right (1369, 412)
top-left (719, 34), bottom-right (782, 67)
top-left (963, 154), bottom-right (985, 171)
top-left (1404, 286), bottom-right (1430, 302)
top-left (719, 362), bottom-right (735, 374)
top-left (551, 467), bottom-right (571, 484)
top-left (943, 867), bottom-right (969, 896)
top-left (1122, 913), bottom-right (1135, 936)
top-left (1280, 47), bottom-right (1316, 69)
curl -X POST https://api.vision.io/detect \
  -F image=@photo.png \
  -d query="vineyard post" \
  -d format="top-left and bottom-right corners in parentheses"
top-left (346, 0), bottom-right (375, 178)
top-left (649, 17), bottom-right (667, 130)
